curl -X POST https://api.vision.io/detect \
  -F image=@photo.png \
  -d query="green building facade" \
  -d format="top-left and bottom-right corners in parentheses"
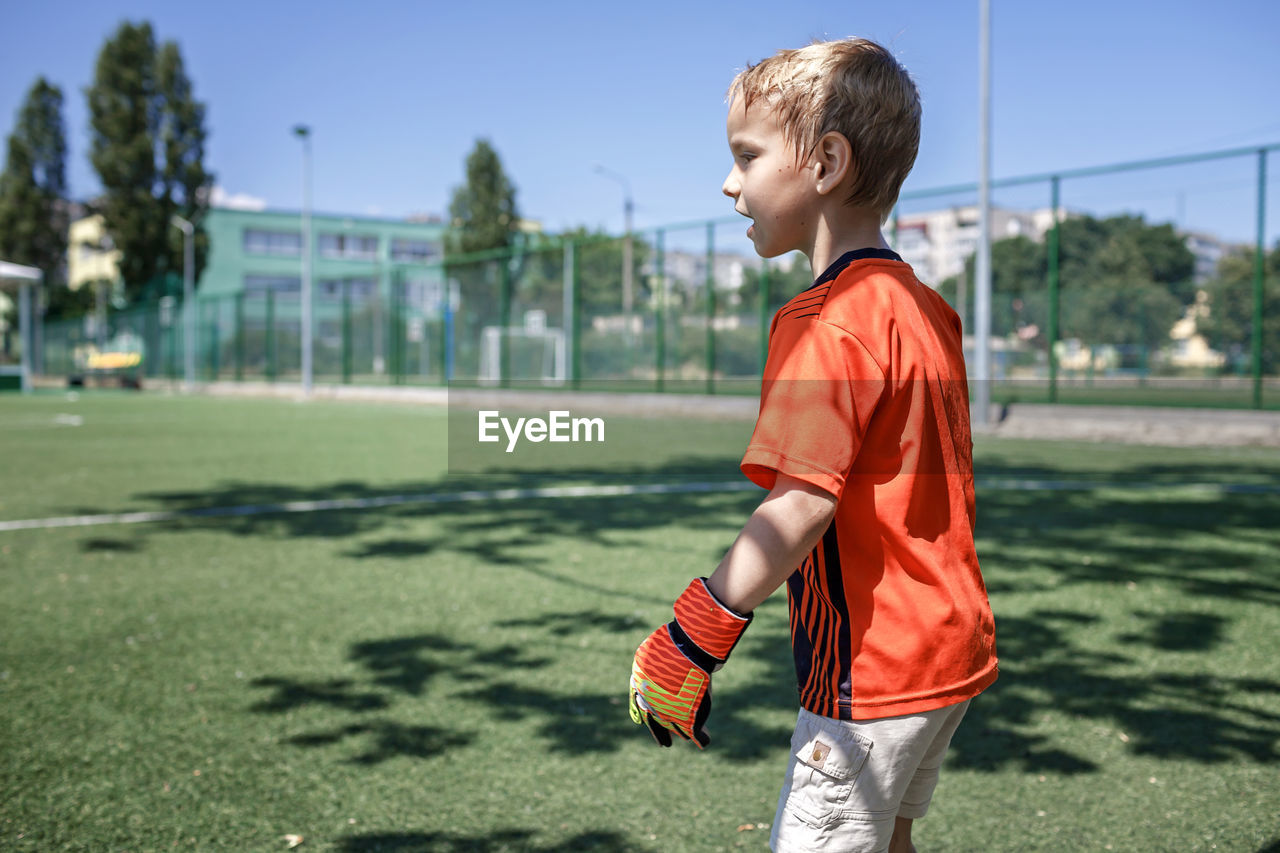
top-left (192, 207), bottom-right (448, 383)
top-left (201, 207), bottom-right (445, 300)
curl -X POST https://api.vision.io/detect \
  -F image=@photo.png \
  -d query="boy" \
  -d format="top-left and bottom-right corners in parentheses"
top-left (629, 38), bottom-right (998, 853)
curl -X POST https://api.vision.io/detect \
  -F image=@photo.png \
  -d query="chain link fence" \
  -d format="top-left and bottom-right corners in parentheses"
top-left (34, 144), bottom-right (1279, 407)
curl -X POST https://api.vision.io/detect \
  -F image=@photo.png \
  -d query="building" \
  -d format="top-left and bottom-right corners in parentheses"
top-left (184, 207), bottom-right (448, 377)
top-left (201, 206), bottom-right (446, 302)
top-left (1181, 230), bottom-right (1230, 284)
top-left (891, 205), bottom-right (1064, 286)
top-left (67, 214), bottom-right (122, 291)
top-left (655, 249), bottom-right (757, 297)
top-left (892, 204), bottom-right (1235, 292)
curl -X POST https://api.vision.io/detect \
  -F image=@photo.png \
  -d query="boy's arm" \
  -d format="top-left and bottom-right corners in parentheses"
top-left (629, 473), bottom-right (836, 747)
top-left (706, 472), bottom-right (837, 613)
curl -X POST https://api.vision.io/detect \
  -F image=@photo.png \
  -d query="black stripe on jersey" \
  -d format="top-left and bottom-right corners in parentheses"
top-left (785, 288), bottom-right (829, 305)
top-left (820, 522), bottom-right (854, 720)
top-left (787, 564), bottom-right (814, 701)
top-left (778, 291), bottom-right (830, 320)
top-left (793, 550), bottom-right (824, 712)
top-left (811, 542), bottom-right (838, 716)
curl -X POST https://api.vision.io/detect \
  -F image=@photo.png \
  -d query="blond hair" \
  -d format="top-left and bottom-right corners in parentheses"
top-left (728, 38), bottom-right (921, 218)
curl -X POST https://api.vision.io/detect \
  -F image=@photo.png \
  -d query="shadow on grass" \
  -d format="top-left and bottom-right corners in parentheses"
top-left (336, 828), bottom-right (654, 852)
top-left (249, 677), bottom-right (389, 713)
top-left (286, 721), bottom-right (472, 765)
top-left (949, 609), bottom-right (1280, 774)
top-left (79, 536), bottom-right (142, 552)
top-left (248, 611), bottom-right (796, 765)
top-left (199, 449), bottom-right (1280, 774)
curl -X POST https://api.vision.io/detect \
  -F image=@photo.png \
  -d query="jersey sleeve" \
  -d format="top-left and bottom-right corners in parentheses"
top-left (741, 317), bottom-right (885, 498)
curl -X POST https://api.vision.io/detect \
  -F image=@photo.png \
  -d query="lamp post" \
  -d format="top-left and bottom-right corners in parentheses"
top-left (170, 214), bottom-right (195, 389)
top-left (594, 164), bottom-right (635, 319)
top-left (974, 0), bottom-right (993, 426)
top-left (293, 124), bottom-right (313, 396)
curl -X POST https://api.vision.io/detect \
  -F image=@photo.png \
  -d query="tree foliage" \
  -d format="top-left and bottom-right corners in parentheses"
top-left (446, 139), bottom-right (519, 257)
top-left (1200, 244), bottom-right (1280, 374)
top-left (86, 21), bottom-right (211, 303)
top-left (741, 253), bottom-right (814, 311)
top-left (938, 213), bottom-right (1196, 352)
top-left (0, 76), bottom-right (69, 298)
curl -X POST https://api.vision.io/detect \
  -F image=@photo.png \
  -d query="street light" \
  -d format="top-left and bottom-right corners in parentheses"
top-left (593, 164), bottom-right (635, 318)
top-left (974, 0), bottom-right (993, 426)
top-left (293, 123), bottom-right (313, 396)
top-left (170, 214), bottom-right (195, 389)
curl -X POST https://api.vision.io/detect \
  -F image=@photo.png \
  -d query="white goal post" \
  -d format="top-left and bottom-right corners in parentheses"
top-left (479, 311), bottom-right (567, 385)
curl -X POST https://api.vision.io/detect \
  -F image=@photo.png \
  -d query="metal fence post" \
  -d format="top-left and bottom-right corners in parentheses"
top-left (393, 271), bottom-right (405, 385)
top-left (442, 276), bottom-right (453, 386)
top-left (1253, 148), bottom-right (1268, 410)
top-left (235, 293), bottom-right (245, 382)
top-left (266, 290), bottom-right (276, 381)
top-left (569, 239), bottom-right (581, 390)
top-left (654, 229), bottom-right (665, 392)
top-left (386, 274), bottom-right (395, 385)
top-left (498, 259), bottom-right (511, 388)
top-left (705, 221), bottom-right (716, 394)
top-left (209, 301), bottom-right (220, 380)
top-left (167, 310), bottom-right (177, 380)
top-left (759, 260), bottom-right (771, 374)
top-left (1048, 175), bottom-right (1061, 403)
top-left (342, 279), bottom-right (352, 384)
top-left (144, 304), bottom-right (157, 379)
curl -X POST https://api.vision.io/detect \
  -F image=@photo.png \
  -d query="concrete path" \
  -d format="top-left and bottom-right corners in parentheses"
top-left (170, 381), bottom-right (1280, 448)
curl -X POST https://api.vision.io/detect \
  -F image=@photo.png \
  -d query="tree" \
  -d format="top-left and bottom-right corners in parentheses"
top-left (446, 139), bottom-right (519, 257)
top-left (156, 41), bottom-right (212, 287)
top-left (86, 21), bottom-right (212, 303)
top-left (938, 213), bottom-right (1196, 353)
top-left (1058, 215), bottom-right (1193, 354)
top-left (0, 77), bottom-right (69, 321)
top-left (443, 139), bottom-right (522, 373)
top-left (741, 254), bottom-right (815, 311)
top-left (940, 234), bottom-right (1047, 338)
top-left (1200, 244), bottom-right (1280, 374)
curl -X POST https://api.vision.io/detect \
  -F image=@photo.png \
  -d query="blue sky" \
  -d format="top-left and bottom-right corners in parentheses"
top-left (2, 0), bottom-right (1279, 244)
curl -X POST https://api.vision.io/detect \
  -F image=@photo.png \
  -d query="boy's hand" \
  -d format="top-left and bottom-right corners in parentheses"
top-left (628, 578), bottom-right (752, 748)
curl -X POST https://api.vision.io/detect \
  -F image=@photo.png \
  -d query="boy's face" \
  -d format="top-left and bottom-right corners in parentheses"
top-left (722, 96), bottom-right (818, 259)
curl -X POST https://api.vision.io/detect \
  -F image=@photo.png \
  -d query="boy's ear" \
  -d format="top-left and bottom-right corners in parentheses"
top-left (812, 130), bottom-right (853, 197)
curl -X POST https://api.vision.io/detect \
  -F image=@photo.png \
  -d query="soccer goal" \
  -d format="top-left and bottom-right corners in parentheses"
top-left (479, 310), bottom-right (567, 385)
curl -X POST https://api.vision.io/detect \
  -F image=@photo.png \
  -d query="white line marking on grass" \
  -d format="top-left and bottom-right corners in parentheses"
top-left (0, 480), bottom-right (761, 533)
top-left (1, 477), bottom-right (1276, 534)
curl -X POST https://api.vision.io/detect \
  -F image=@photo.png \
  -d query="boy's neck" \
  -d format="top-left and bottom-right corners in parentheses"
top-left (804, 210), bottom-right (892, 279)
top-left (808, 212), bottom-right (890, 279)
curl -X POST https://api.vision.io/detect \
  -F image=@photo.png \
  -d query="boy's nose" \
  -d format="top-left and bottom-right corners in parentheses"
top-left (722, 171), bottom-right (738, 198)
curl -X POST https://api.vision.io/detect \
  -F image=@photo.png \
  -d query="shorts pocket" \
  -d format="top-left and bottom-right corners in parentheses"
top-left (785, 712), bottom-right (873, 829)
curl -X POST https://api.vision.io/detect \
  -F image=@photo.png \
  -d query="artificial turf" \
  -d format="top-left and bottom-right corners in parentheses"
top-left (1, 392), bottom-right (1278, 851)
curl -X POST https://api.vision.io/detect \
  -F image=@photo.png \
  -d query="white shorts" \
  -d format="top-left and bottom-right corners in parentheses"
top-left (770, 699), bottom-right (971, 853)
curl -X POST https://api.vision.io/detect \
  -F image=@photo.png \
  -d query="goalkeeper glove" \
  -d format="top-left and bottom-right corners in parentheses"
top-left (629, 577), bottom-right (752, 748)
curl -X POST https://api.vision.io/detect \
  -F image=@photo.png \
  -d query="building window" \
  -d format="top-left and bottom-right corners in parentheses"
top-left (319, 233), bottom-right (378, 260)
top-left (318, 278), bottom-right (376, 299)
top-left (244, 275), bottom-right (301, 293)
top-left (244, 229), bottom-right (302, 256)
top-left (390, 238), bottom-right (437, 263)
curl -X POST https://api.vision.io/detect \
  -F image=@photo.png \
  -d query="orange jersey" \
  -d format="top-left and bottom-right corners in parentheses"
top-left (741, 248), bottom-right (998, 720)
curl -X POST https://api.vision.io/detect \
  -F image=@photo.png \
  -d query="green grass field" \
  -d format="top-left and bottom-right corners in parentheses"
top-left (2, 392), bottom-right (1278, 852)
